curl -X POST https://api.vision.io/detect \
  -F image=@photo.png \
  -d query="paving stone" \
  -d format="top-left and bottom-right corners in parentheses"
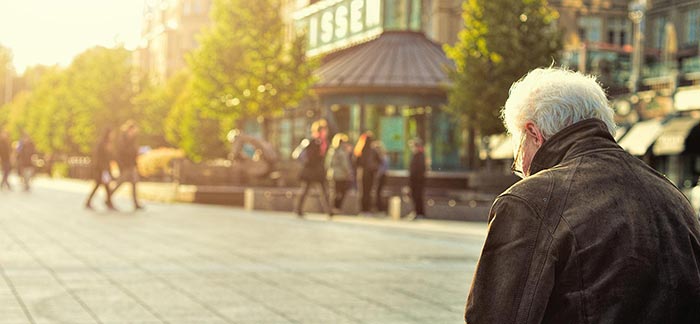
top-left (0, 178), bottom-right (488, 324)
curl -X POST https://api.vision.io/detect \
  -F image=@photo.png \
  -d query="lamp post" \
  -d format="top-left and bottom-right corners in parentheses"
top-left (628, 0), bottom-right (647, 94)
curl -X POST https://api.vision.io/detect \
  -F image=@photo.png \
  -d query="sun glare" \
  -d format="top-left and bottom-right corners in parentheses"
top-left (0, 0), bottom-right (144, 73)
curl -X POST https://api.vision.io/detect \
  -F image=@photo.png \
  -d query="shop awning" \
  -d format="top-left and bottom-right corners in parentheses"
top-left (313, 31), bottom-right (453, 95)
top-left (652, 116), bottom-right (700, 156)
top-left (618, 119), bottom-right (663, 156)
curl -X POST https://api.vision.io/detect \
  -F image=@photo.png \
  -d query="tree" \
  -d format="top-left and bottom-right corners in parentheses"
top-left (187, 0), bottom-right (316, 159)
top-left (63, 46), bottom-right (136, 153)
top-left (164, 79), bottom-right (227, 162)
top-left (444, 0), bottom-right (561, 167)
top-left (134, 69), bottom-right (190, 147)
top-left (22, 67), bottom-right (75, 154)
top-left (0, 45), bottom-right (13, 106)
top-left (0, 46), bottom-right (136, 156)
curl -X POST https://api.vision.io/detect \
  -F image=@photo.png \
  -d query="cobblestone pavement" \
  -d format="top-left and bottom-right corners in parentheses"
top-left (0, 178), bottom-right (487, 324)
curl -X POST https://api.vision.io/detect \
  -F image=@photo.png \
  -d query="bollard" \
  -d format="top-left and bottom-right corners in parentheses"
top-left (389, 196), bottom-right (402, 221)
top-left (244, 188), bottom-right (254, 211)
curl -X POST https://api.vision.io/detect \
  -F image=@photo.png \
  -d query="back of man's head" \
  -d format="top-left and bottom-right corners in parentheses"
top-left (502, 67), bottom-right (616, 139)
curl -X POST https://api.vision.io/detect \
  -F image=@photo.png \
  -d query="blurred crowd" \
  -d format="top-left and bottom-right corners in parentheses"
top-left (84, 120), bottom-right (144, 212)
top-left (0, 130), bottom-right (37, 192)
top-left (293, 118), bottom-right (426, 220)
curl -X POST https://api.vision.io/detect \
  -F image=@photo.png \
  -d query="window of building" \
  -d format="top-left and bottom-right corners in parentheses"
top-left (687, 9), bottom-right (700, 45)
top-left (422, 0), bottom-right (433, 38)
top-left (277, 119), bottom-right (292, 159)
top-left (385, 0), bottom-right (409, 30)
top-left (193, 0), bottom-right (202, 14)
top-left (293, 117), bottom-right (307, 150)
top-left (183, 0), bottom-right (191, 15)
top-left (606, 16), bottom-right (630, 46)
top-left (430, 109), bottom-right (462, 171)
top-left (653, 16), bottom-right (667, 49)
top-left (578, 16), bottom-right (602, 42)
top-left (410, 0), bottom-right (422, 30)
top-left (384, 0), bottom-right (422, 31)
top-left (620, 30), bottom-right (627, 46)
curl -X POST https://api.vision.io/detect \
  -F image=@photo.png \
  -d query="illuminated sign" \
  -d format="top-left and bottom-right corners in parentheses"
top-left (293, 0), bottom-right (383, 56)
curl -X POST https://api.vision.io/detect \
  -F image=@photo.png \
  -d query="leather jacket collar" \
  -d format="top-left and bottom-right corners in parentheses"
top-left (529, 118), bottom-right (618, 175)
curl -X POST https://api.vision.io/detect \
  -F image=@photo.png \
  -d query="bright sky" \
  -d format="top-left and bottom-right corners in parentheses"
top-left (0, 0), bottom-right (145, 73)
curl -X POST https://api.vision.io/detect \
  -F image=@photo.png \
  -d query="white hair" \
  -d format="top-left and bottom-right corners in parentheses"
top-left (502, 67), bottom-right (616, 140)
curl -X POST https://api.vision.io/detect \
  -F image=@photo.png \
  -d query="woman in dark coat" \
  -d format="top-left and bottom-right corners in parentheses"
top-left (293, 120), bottom-right (332, 218)
top-left (85, 128), bottom-right (116, 210)
top-left (407, 138), bottom-right (426, 220)
top-left (355, 132), bottom-right (382, 213)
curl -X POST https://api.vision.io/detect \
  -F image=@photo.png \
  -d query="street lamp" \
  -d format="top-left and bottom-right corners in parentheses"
top-left (628, 0), bottom-right (647, 94)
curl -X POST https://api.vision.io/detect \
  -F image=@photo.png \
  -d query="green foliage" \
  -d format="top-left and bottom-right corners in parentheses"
top-left (188, 0), bottom-right (317, 122)
top-left (51, 161), bottom-right (69, 178)
top-left (133, 69), bottom-right (190, 147)
top-left (0, 46), bottom-right (136, 156)
top-left (444, 0), bottom-right (562, 136)
top-left (164, 80), bottom-right (227, 162)
top-left (2, 1), bottom-right (317, 163)
top-left (64, 46), bottom-right (136, 153)
top-left (1, 90), bottom-right (30, 138)
top-left (23, 68), bottom-right (74, 153)
top-left (0, 45), bottom-right (13, 105)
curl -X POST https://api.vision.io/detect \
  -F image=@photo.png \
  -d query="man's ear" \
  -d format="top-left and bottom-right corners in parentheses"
top-left (524, 122), bottom-right (545, 146)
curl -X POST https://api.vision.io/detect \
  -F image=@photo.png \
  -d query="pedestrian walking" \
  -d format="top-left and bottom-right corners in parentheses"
top-left (373, 141), bottom-right (388, 212)
top-left (464, 67), bottom-right (700, 323)
top-left (405, 138), bottom-right (426, 220)
top-left (293, 120), bottom-right (332, 218)
top-left (326, 133), bottom-right (354, 214)
top-left (354, 131), bottom-right (382, 214)
top-left (85, 128), bottom-right (117, 211)
top-left (111, 120), bottom-right (143, 210)
top-left (0, 130), bottom-right (12, 191)
top-left (16, 133), bottom-right (35, 192)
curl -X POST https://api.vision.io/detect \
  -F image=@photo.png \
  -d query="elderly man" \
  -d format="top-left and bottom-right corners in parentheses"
top-left (465, 68), bottom-right (700, 323)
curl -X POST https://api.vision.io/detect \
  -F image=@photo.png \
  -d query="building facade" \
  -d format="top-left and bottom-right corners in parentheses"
top-left (135, 0), bottom-right (212, 85)
top-left (271, 0), bottom-right (464, 172)
top-left (132, 0), bottom-right (700, 188)
top-left (525, 0), bottom-right (700, 193)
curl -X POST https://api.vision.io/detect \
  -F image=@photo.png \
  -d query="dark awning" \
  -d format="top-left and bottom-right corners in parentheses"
top-left (313, 31), bottom-right (453, 95)
top-left (618, 119), bottom-right (663, 156)
top-left (652, 116), bottom-right (700, 156)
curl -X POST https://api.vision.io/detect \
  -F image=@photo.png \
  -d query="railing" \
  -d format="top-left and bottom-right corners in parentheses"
top-left (682, 57), bottom-right (700, 74)
top-left (642, 62), bottom-right (674, 79)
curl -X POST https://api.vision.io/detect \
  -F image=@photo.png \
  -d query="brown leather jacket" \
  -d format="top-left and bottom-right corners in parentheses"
top-left (465, 119), bottom-right (700, 324)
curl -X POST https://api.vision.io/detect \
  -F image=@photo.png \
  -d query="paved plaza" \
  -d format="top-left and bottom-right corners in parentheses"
top-left (0, 178), bottom-right (488, 324)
